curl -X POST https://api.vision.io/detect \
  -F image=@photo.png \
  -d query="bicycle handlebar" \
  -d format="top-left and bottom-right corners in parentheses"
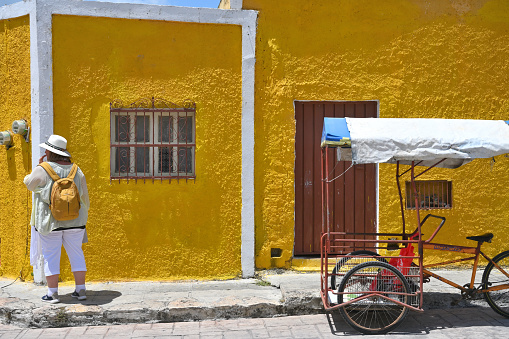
top-left (407, 214), bottom-right (446, 242)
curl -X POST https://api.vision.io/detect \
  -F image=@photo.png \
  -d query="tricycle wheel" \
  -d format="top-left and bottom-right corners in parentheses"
top-left (330, 250), bottom-right (387, 297)
top-left (338, 261), bottom-right (410, 334)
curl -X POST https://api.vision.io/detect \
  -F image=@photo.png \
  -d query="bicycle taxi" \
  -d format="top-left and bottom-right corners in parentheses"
top-left (320, 118), bottom-right (509, 334)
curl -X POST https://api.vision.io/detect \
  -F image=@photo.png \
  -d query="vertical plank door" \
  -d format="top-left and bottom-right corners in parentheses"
top-left (294, 101), bottom-right (377, 255)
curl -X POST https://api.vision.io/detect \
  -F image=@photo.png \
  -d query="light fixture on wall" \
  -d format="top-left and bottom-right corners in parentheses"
top-left (0, 130), bottom-right (14, 150)
top-left (12, 119), bottom-right (30, 142)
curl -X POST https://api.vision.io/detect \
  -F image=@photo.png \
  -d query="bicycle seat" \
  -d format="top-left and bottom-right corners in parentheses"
top-left (466, 233), bottom-right (493, 243)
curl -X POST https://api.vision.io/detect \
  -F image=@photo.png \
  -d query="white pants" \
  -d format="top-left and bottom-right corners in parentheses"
top-left (39, 229), bottom-right (87, 276)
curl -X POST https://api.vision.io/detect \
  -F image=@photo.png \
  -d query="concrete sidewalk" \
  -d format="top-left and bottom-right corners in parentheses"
top-left (0, 269), bottom-right (495, 328)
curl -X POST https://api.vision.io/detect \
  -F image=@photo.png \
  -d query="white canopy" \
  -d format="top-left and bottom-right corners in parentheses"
top-left (332, 118), bottom-right (509, 168)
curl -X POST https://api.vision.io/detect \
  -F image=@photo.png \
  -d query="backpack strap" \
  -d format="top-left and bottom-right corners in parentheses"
top-left (67, 164), bottom-right (78, 180)
top-left (38, 162), bottom-right (61, 181)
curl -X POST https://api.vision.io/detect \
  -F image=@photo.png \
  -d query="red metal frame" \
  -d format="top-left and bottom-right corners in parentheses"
top-left (320, 146), bottom-right (429, 312)
top-left (320, 145), bottom-right (509, 314)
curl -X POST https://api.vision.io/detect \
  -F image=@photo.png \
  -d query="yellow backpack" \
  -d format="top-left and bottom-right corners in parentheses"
top-left (39, 162), bottom-right (81, 221)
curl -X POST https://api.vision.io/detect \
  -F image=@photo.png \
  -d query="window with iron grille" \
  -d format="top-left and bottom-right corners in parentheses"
top-left (405, 180), bottom-right (452, 210)
top-left (110, 98), bottom-right (196, 181)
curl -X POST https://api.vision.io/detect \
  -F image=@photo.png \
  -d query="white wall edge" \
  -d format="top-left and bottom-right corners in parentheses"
top-left (375, 101), bottom-right (380, 239)
top-left (14, 0), bottom-right (258, 279)
top-left (48, 0), bottom-right (257, 26)
top-left (230, 0), bottom-right (243, 10)
top-left (0, 1), bottom-right (31, 20)
top-left (31, 0), bottom-right (55, 172)
top-left (240, 18), bottom-right (257, 278)
top-left (29, 0), bottom-right (54, 284)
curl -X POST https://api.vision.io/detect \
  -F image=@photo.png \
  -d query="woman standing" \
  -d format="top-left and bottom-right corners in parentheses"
top-left (24, 135), bottom-right (90, 304)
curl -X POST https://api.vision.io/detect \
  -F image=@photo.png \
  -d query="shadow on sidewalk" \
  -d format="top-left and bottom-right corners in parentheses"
top-left (57, 290), bottom-right (122, 306)
top-left (325, 307), bottom-right (508, 336)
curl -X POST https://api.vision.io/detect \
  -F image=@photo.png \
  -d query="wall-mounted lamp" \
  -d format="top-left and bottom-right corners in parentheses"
top-left (12, 119), bottom-right (30, 142)
top-left (0, 130), bottom-right (14, 150)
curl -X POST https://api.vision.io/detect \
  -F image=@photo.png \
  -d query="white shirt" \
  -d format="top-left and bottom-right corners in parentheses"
top-left (24, 162), bottom-right (90, 235)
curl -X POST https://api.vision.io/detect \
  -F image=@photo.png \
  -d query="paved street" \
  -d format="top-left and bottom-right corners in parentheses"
top-left (0, 307), bottom-right (507, 338)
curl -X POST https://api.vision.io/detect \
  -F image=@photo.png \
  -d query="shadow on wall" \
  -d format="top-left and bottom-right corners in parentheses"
top-left (5, 123), bottom-right (31, 180)
top-left (21, 136), bottom-right (31, 173)
top-left (7, 147), bottom-right (16, 181)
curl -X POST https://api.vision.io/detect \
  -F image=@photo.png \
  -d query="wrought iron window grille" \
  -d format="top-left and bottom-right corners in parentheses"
top-left (405, 180), bottom-right (452, 210)
top-left (110, 97), bottom-right (196, 183)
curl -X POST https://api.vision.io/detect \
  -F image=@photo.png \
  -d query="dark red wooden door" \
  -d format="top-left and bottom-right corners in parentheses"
top-left (294, 101), bottom-right (377, 255)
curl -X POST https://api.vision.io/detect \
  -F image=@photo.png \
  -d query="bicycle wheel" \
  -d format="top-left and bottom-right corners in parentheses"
top-left (338, 261), bottom-right (410, 334)
top-left (330, 250), bottom-right (387, 296)
top-left (482, 250), bottom-right (509, 318)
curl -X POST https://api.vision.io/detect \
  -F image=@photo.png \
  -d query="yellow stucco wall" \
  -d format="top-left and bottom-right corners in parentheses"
top-left (0, 16), bottom-right (31, 279)
top-left (243, 0), bottom-right (509, 268)
top-left (52, 15), bottom-right (242, 281)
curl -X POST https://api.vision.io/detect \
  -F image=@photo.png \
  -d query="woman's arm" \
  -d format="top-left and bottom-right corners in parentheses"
top-left (24, 166), bottom-right (48, 192)
top-left (80, 171), bottom-right (90, 210)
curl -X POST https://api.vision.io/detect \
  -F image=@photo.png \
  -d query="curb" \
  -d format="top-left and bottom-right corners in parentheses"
top-left (1, 291), bottom-right (492, 328)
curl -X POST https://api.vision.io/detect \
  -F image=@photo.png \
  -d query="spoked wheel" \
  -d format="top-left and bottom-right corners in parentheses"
top-left (338, 261), bottom-right (410, 334)
top-left (330, 250), bottom-right (388, 295)
top-left (482, 250), bottom-right (509, 318)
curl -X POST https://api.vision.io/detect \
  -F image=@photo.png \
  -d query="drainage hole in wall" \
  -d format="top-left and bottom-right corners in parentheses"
top-left (271, 248), bottom-right (282, 258)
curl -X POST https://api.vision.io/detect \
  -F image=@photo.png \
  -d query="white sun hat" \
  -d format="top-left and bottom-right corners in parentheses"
top-left (39, 135), bottom-right (71, 157)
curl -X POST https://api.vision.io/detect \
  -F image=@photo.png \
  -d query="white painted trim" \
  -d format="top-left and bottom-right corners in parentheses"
top-left (240, 18), bottom-right (257, 278)
top-left (1, 0), bottom-right (257, 279)
top-left (49, 0), bottom-right (257, 26)
top-left (230, 0), bottom-right (243, 9)
top-left (0, 1), bottom-right (30, 20)
top-left (30, 0), bottom-right (55, 172)
top-left (31, 0), bottom-right (55, 284)
top-left (375, 101), bottom-right (380, 237)
top-left (27, 1), bottom-right (53, 284)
